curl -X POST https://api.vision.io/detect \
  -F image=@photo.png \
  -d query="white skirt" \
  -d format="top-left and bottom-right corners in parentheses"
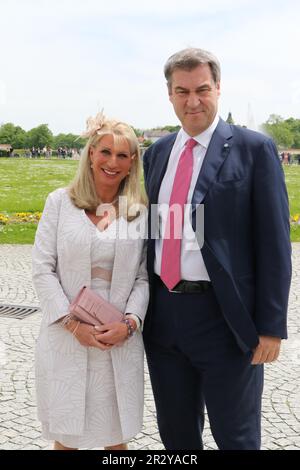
top-left (42, 347), bottom-right (125, 449)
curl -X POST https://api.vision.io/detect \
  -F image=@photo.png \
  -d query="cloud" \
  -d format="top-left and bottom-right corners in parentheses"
top-left (0, 80), bottom-right (7, 106)
top-left (1, 0), bottom-right (254, 19)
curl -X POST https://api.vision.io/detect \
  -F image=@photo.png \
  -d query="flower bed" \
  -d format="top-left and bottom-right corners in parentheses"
top-left (0, 212), bottom-right (42, 225)
top-left (291, 214), bottom-right (300, 225)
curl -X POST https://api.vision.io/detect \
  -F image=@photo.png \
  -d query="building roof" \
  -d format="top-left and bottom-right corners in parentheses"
top-left (284, 148), bottom-right (300, 154)
top-left (0, 144), bottom-right (12, 151)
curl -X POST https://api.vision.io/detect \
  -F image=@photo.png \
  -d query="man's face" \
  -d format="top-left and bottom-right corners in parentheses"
top-left (168, 64), bottom-right (220, 136)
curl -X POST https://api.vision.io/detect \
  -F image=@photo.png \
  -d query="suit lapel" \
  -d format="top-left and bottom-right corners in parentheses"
top-left (149, 134), bottom-right (177, 203)
top-left (149, 122), bottom-right (233, 207)
top-left (192, 118), bottom-right (233, 207)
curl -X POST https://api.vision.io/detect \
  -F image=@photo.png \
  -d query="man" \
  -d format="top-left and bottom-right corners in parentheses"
top-left (143, 48), bottom-right (291, 450)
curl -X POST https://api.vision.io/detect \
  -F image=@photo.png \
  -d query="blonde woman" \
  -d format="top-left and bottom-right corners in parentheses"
top-left (32, 113), bottom-right (149, 450)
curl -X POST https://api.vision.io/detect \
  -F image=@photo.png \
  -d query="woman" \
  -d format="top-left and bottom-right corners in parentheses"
top-left (32, 113), bottom-right (149, 450)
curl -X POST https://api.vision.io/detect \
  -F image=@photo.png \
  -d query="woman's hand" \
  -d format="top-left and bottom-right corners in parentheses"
top-left (64, 319), bottom-right (112, 350)
top-left (94, 319), bottom-right (136, 347)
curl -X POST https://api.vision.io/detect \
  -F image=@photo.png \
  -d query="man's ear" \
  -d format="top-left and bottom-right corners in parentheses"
top-left (168, 89), bottom-right (174, 104)
top-left (167, 82), bottom-right (173, 102)
top-left (169, 93), bottom-right (175, 105)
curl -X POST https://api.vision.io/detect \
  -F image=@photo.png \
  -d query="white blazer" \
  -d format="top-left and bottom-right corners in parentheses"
top-left (32, 188), bottom-right (149, 440)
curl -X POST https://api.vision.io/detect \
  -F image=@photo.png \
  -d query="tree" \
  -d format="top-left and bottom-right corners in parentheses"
top-left (262, 117), bottom-right (294, 148)
top-left (53, 133), bottom-right (85, 149)
top-left (26, 124), bottom-right (53, 148)
top-left (266, 114), bottom-right (284, 125)
top-left (13, 126), bottom-right (27, 148)
top-left (0, 123), bottom-right (16, 144)
top-left (262, 115), bottom-right (300, 148)
top-left (132, 127), bottom-right (144, 137)
top-left (284, 118), bottom-right (300, 148)
top-left (0, 123), bottom-right (27, 148)
top-left (226, 112), bottom-right (234, 124)
top-left (161, 125), bottom-right (181, 132)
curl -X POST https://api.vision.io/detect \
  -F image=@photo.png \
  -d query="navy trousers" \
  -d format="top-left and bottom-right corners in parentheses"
top-left (144, 277), bottom-right (263, 450)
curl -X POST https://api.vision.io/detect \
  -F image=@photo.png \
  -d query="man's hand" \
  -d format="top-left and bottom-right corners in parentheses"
top-left (251, 335), bottom-right (281, 365)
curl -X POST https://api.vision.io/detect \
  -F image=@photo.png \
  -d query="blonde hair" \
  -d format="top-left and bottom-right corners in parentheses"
top-left (68, 119), bottom-right (147, 221)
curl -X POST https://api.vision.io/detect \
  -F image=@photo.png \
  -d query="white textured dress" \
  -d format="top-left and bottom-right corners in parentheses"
top-left (42, 219), bottom-right (125, 448)
top-left (32, 189), bottom-right (149, 450)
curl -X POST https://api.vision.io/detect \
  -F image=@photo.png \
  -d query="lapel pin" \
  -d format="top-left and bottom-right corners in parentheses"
top-left (223, 143), bottom-right (229, 148)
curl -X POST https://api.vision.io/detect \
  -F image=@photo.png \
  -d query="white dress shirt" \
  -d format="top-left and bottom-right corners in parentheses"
top-left (154, 114), bottom-right (220, 281)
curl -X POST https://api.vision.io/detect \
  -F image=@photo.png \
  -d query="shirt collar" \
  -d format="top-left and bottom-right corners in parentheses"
top-left (179, 114), bottom-right (220, 150)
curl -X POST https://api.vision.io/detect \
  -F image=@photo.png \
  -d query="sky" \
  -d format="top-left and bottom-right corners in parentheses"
top-left (0, 0), bottom-right (300, 135)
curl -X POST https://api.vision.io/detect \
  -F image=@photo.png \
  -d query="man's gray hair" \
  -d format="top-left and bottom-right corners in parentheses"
top-left (164, 48), bottom-right (221, 89)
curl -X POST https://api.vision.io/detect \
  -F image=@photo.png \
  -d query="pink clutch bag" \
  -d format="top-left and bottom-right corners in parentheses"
top-left (69, 286), bottom-right (124, 326)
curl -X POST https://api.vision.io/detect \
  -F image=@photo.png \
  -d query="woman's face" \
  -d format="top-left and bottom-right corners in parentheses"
top-left (89, 134), bottom-right (134, 193)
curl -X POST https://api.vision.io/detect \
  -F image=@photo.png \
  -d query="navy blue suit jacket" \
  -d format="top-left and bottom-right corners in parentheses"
top-left (143, 118), bottom-right (292, 352)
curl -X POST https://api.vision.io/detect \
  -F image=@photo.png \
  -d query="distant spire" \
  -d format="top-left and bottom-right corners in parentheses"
top-left (226, 111), bottom-right (234, 124)
top-left (247, 103), bottom-right (256, 130)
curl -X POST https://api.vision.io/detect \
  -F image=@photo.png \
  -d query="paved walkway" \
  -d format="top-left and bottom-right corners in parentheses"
top-left (0, 244), bottom-right (299, 450)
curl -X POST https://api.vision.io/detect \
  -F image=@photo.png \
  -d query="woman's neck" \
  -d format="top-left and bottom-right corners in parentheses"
top-left (96, 187), bottom-right (119, 204)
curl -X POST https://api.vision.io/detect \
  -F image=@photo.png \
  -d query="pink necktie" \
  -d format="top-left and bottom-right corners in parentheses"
top-left (160, 138), bottom-right (197, 290)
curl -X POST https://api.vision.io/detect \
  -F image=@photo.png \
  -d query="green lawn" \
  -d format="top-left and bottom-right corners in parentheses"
top-left (0, 158), bottom-right (299, 243)
top-left (284, 166), bottom-right (300, 242)
top-left (0, 158), bottom-right (78, 213)
top-left (0, 223), bottom-right (37, 244)
top-left (0, 158), bottom-right (79, 243)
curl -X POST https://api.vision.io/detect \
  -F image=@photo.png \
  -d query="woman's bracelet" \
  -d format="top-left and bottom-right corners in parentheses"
top-left (121, 318), bottom-right (134, 339)
top-left (125, 313), bottom-right (141, 330)
top-left (71, 320), bottom-right (80, 337)
top-left (60, 313), bottom-right (73, 327)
